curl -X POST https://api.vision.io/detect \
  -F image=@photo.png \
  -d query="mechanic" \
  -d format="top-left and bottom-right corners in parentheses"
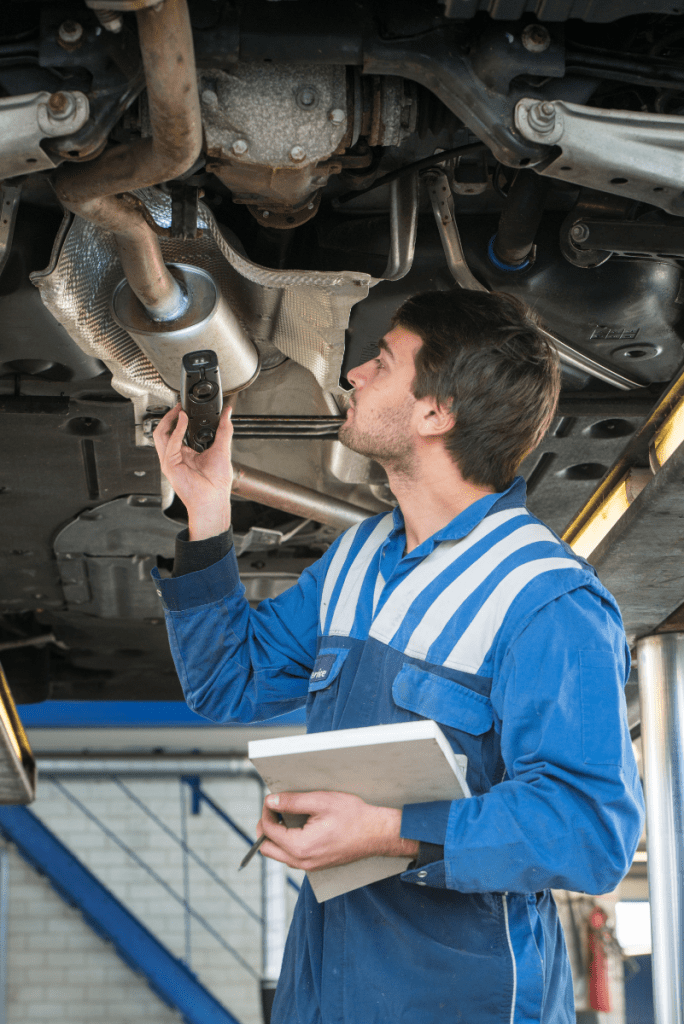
top-left (152, 289), bottom-right (644, 1024)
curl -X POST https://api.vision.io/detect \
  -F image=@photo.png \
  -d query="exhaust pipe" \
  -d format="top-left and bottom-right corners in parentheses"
top-left (162, 464), bottom-right (374, 531)
top-left (54, 0), bottom-right (259, 394)
top-left (231, 464), bottom-right (374, 530)
top-left (55, 0), bottom-right (201, 320)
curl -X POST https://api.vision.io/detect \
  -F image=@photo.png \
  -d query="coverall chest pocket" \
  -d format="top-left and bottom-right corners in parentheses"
top-left (306, 648), bottom-right (350, 728)
top-left (392, 663), bottom-right (495, 794)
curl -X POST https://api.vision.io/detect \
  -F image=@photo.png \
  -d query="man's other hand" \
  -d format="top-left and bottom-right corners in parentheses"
top-left (153, 403), bottom-right (234, 541)
top-left (256, 791), bottom-right (420, 872)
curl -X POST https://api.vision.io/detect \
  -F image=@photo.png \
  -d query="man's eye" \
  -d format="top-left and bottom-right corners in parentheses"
top-left (374, 358), bottom-right (384, 369)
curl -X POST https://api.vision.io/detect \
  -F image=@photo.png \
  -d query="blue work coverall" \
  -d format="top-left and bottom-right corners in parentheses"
top-left (153, 477), bottom-right (644, 1024)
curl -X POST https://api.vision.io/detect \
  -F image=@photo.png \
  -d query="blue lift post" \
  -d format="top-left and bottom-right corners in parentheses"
top-left (0, 805), bottom-right (243, 1024)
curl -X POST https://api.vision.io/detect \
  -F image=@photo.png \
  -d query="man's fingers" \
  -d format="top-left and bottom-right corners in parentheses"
top-left (153, 404), bottom-right (184, 459)
top-left (164, 408), bottom-right (188, 462)
top-left (213, 404), bottom-right (234, 460)
top-left (258, 837), bottom-right (301, 868)
top-left (265, 791), bottom-right (332, 816)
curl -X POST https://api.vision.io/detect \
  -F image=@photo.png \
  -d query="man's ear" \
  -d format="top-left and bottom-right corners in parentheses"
top-left (416, 397), bottom-right (455, 438)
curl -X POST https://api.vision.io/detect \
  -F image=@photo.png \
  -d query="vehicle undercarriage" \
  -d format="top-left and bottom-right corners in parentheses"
top-left (2, 0), bottom-right (684, 706)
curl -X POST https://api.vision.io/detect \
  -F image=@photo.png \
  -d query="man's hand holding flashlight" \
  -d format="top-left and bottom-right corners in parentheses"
top-left (153, 403), bottom-right (235, 541)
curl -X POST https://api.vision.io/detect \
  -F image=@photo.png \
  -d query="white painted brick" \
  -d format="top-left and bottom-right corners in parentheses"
top-left (7, 776), bottom-right (291, 1024)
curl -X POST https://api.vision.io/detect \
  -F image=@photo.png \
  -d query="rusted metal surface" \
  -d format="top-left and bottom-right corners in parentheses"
top-left (54, 0), bottom-right (202, 319)
top-left (231, 463), bottom-right (373, 530)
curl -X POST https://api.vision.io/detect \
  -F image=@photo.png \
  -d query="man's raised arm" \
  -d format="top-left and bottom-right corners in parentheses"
top-left (153, 403), bottom-right (234, 541)
top-left (150, 402), bottom-right (323, 725)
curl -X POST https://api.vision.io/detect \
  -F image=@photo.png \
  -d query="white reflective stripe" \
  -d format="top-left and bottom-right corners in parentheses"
top-left (319, 522), bottom-right (362, 632)
top-left (370, 508), bottom-right (529, 645)
top-left (328, 515), bottom-right (394, 636)
top-left (372, 570), bottom-right (385, 616)
top-left (404, 522), bottom-right (555, 661)
top-left (445, 556), bottom-right (583, 671)
top-left (502, 894), bottom-right (517, 1024)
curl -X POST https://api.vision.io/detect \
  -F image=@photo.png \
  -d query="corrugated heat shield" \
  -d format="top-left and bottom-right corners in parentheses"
top-left (31, 188), bottom-right (371, 410)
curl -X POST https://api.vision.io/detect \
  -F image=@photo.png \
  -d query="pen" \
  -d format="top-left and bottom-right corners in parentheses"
top-left (239, 833), bottom-right (267, 871)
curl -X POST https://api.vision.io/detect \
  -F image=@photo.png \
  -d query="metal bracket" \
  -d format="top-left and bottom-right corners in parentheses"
top-left (424, 168), bottom-right (487, 292)
top-left (0, 91), bottom-right (89, 179)
top-left (515, 97), bottom-right (684, 217)
top-left (233, 517), bottom-right (311, 557)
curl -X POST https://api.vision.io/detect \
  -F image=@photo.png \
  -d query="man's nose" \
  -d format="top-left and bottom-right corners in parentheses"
top-left (346, 360), bottom-right (372, 388)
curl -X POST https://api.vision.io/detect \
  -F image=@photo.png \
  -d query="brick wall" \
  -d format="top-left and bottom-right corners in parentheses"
top-left (5, 775), bottom-right (303, 1024)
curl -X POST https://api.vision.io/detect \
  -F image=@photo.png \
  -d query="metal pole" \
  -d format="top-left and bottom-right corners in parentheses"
top-left (637, 632), bottom-right (684, 1024)
top-left (260, 779), bottom-right (287, 1024)
top-left (0, 845), bottom-right (8, 1024)
top-left (179, 780), bottom-right (192, 966)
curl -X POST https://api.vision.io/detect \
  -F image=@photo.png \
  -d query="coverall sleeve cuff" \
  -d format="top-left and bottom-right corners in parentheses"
top-left (173, 527), bottom-right (234, 577)
top-left (401, 800), bottom-right (451, 846)
top-left (151, 546), bottom-right (242, 611)
top-left (401, 859), bottom-right (447, 888)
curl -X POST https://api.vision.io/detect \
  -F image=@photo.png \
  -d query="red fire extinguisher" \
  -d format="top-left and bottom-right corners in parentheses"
top-left (588, 905), bottom-right (611, 1012)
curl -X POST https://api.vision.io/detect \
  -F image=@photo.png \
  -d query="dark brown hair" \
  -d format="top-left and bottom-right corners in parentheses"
top-left (391, 289), bottom-right (560, 492)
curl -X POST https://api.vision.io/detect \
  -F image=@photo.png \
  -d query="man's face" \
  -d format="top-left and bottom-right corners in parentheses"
top-left (338, 325), bottom-right (423, 471)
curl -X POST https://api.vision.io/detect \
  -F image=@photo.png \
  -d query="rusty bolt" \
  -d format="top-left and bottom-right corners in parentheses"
top-left (290, 145), bottom-right (306, 162)
top-left (329, 108), bottom-right (346, 124)
top-left (521, 24), bottom-right (551, 53)
top-left (47, 92), bottom-right (75, 119)
top-left (58, 20), bottom-right (83, 45)
top-left (528, 100), bottom-right (556, 134)
top-left (232, 138), bottom-right (248, 155)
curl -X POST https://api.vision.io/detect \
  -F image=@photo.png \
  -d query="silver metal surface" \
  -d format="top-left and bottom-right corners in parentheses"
top-left (33, 187), bottom-right (371, 443)
top-left (377, 172), bottom-right (418, 282)
top-left (0, 184), bottom-right (21, 280)
top-left (262, 856), bottom-right (287, 990)
top-left (202, 65), bottom-right (347, 171)
top-left (425, 167), bottom-right (642, 391)
top-left (0, 91), bottom-right (89, 179)
top-left (515, 97), bottom-right (684, 216)
top-left (37, 757), bottom-right (256, 778)
top-left (637, 633), bottom-right (684, 1024)
top-left (112, 263), bottom-right (260, 393)
top-left (232, 463), bottom-right (372, 530)
top-left (0, 848), bottom-right (7, 1024)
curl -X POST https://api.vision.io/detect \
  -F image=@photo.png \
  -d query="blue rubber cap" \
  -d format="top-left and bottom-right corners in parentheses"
top-left (487, 234), bottom-right (531, 272)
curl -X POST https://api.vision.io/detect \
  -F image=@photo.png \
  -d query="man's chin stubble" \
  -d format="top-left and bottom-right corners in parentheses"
top-left (338, 423), bottom-right (415, 477)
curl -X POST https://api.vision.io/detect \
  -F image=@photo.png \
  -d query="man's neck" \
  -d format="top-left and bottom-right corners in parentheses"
top-left (386, 453), bottom-right (496, 554)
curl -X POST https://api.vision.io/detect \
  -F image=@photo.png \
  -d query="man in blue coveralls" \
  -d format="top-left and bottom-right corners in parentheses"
top-left (153, 289), bottom-right (643, 1024)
